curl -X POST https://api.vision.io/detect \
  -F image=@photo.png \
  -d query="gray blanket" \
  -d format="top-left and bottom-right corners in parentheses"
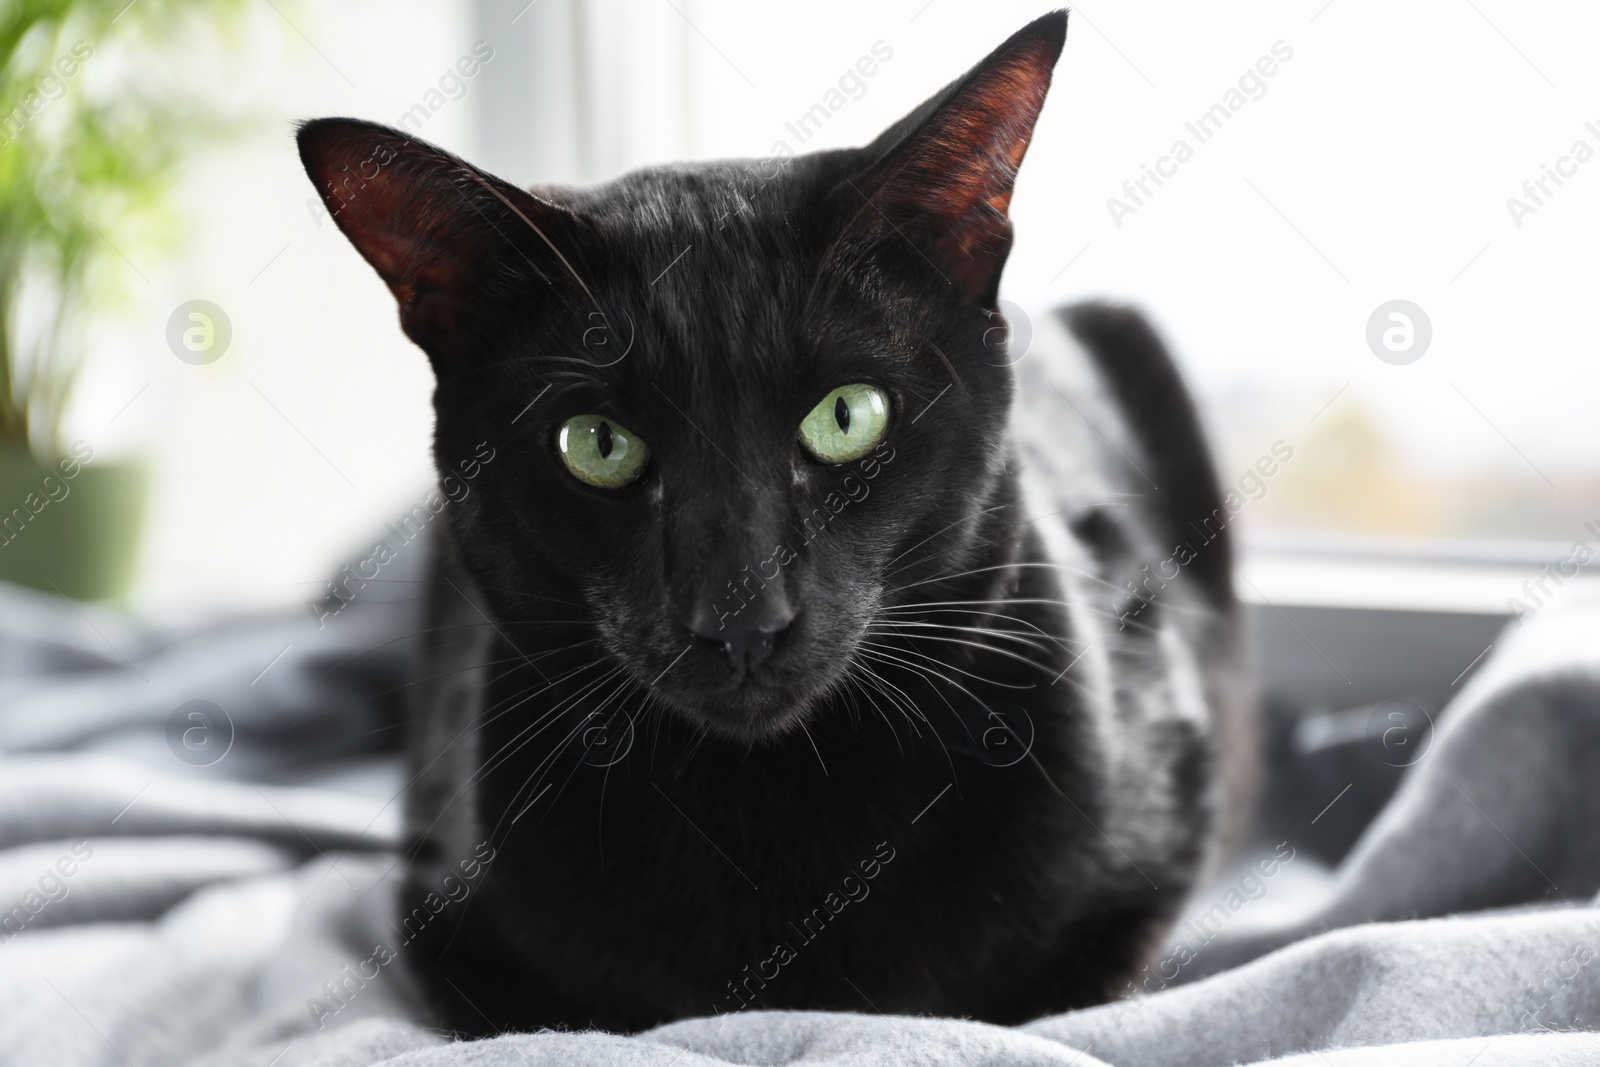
top-left (4, 560), bottom-right (1600, 1066)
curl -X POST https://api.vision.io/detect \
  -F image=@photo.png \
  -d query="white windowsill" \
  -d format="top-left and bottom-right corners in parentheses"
top-left (1236, 534), bottom-right (1600, 615)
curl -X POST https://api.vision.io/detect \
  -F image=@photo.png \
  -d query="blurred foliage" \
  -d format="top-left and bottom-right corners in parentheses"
top-left (0, 0), bottom-right (249, 456)
top-left (1262, 406), bottom-right (1442, 536)
top-left (1228, 397), bottom-right (1600, 542)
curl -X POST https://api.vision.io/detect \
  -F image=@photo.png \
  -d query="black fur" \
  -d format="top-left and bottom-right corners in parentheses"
top-left (298, 11), bottom-right (1251, 1036)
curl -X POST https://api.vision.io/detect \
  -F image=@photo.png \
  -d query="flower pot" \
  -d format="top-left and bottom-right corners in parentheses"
top-left (0, 449), bottom-right (146, 601)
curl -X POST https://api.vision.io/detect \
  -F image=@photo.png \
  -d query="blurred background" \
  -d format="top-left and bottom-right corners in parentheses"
top-left (8, 0), bottom-right (1600, 856)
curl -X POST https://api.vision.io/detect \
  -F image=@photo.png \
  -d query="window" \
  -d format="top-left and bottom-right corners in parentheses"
top-left (86, 0), bottom-right (1600, 621)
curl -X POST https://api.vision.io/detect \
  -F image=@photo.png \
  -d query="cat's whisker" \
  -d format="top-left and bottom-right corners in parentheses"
top-left (359, 651), bottom-right (619, 885)
top-left (882, 504), bottom-right (1117, 580)
top-left (875, 614), bottom-right (1101, 697)
top-left (856, 648), bottom-right (979, 736)
top-left (888, 560), bottom-right (1128, 597)
top-left (882, 542), bottom-right (1000, 582)
top-left (858, 646), bottom-right (1071, 796)
top-left (857, 638), bottom-right (1036, 692)
top-left (444, 668), bottom-right (645, 949)
top-left (797, 721), bottom-right (828, 776)
top-left (310, 621), bottom-right (501, 678)
top-left (881, 596), bottom-right (1077, 614)
top-left (471, 662), bottom-right (630, 796)
top-left (342, 574), bottom-right (590, 611)
top-left (319, 623), bottom-right (593, 681)
top-left (873, 608), bottom-right (1078, 655)
top-left (670, 718), bottom-right (716, 778)
top-left (890, 561), bottom-right (1153, 601)
top-left (475, 647), bottom-right (606, 717)
top-left (595, 677), bottom-right (648, 865)
top-left (867, 619), bottom-right (1056, 656)
top-left (878, 597), bottom-right (1075, 623)
top-left (399, 656), bottom-right (618, 852)
top-left (862, 629), bottom-right (1056, 680)
top-left (832, 665), bottom-right (866, 733)
top-left (412, 669), bottom-right (624, 871)
top-left (490, 668), bottom-right (639, 845)
top-left (345, 650), bottom-right (578, 742)
top-left (849, 658), bottom-right (964, 780)
top-left (885, 590), bottom-right (1212, 625)
top-left (867, 628), bottom-right (1057, 671)
top-left (852, 659), bottom-right (933, 735)
top-left (881, 503), bottom-right (1014, 569)
top-left (841, 669), bottom-right (902, 751)
top-left (851, 659), bottom-right (965, 781)
top-left (310, 638), bottom-right (604, 745)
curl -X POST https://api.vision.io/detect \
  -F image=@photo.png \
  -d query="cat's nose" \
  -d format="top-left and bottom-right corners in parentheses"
top-left (687, 601), bottom-right (796, 675)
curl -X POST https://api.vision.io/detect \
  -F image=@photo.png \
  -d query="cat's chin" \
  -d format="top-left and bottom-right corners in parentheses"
top-left (656, 679), bottom-right (825, 745)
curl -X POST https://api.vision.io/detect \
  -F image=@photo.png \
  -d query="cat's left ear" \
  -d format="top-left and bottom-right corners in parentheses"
top-left (851, 11), bottom-right (1066, 304)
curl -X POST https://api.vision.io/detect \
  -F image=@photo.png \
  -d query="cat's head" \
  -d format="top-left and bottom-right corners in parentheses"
top-left (299, 13), bottom-right (1065, 743)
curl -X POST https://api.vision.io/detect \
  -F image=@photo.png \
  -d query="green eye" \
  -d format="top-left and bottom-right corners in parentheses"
top-left (798, 384), bottom-right (890, 464)
top-left (558, 414), bottom-right (651, 488)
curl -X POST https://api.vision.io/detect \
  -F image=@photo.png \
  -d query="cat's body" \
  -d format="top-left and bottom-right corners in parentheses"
top-left (401, 304), bottom-right (1249, 1034)
top-left (299, 11), bottom-right (1253, 1036)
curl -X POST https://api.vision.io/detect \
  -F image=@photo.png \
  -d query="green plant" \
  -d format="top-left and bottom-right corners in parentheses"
top-left (0, 0), bottom-right (243, 456)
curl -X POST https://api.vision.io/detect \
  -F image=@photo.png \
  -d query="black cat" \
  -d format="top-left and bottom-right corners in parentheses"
top-left (299, 10), bottom-right (1253, 1036)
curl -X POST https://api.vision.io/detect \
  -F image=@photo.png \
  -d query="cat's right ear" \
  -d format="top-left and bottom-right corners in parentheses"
top-left (842, 12), bottom-right (1065, 306)
top-left (298, 119), bottom-right (584, 360)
